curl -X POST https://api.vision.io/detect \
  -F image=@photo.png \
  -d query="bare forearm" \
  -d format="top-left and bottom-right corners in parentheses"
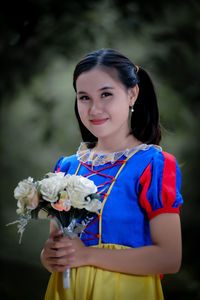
top-left (41, 214), bottom-right (182, 275)
top-left (86, 245), bottom-right (181, 275)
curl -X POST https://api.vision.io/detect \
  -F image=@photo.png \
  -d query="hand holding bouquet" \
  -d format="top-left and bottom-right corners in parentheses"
top-left (8, 172), bottom-right (102, 288)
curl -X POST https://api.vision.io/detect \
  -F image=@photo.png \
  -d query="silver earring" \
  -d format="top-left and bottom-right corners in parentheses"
top-left (130, 106), bottom-right (134, 112)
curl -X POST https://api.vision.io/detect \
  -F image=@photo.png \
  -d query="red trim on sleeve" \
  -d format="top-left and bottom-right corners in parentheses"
top-left (56, 166), bottom-right (61, 173)
top-left (139, 152), bottom-right (180, 220)
top-left (139, 163), bottom-right (152, 215)
top-left (161, 152), bottom-right (176, 208)
top-left (148, 207), bottom-right (180, 220)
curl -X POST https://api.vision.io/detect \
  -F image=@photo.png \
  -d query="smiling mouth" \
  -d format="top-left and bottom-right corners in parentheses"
top-left (90, 118), bottom-right (108, 125)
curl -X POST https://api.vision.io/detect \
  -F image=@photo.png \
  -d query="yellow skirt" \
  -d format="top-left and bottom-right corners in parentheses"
top-left (44, 244), bottom-right (164, 300)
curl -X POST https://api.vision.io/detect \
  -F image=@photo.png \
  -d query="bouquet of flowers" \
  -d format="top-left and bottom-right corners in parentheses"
top-left (8, 172), bottom-right (102, 289)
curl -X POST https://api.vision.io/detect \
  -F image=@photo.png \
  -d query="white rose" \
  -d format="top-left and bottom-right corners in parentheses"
top-left (68, 175), bottom-right (97, 196)
top-left (40, 173), bottom-right (69, 202)
top-left (69, 190), bottom-right (87, 209)
top-left (70, 191), bottom-right (101, 213)
top-left (14, 177), bottom-right (39, 214)
top-left (66, 175), bottom-right (99, 210)
top-left (14, 177), bottom-right (35, 200)
top-left (84, 198), bottom-right (102, 213)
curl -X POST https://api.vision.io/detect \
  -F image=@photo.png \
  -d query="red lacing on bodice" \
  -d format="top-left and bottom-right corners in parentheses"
top-left (56, 160), bottom-right (126, 241)
top-left (79, 160), bottom-right (126, 241)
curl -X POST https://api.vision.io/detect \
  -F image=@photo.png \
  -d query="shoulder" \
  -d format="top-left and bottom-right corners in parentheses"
top-left (150, 149), bottom-right (181, 179)
top-left (140, 146), bottom-right (179, 169)
top-left (154, 149), bottom-right (177, 164)
top-left (54, 154), bottom-right (78, 173)
top-left (138, 147), bottom-right (182, 185)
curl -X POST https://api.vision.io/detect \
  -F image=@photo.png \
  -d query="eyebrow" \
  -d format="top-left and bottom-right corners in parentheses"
top-left (98, 86), bottom-right (115, 91)
top-left (77, 86), bottom-right (115, 95)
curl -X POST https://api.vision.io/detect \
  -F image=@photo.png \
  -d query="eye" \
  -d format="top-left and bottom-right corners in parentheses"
top-left (79, 95), bottom-right (90, 101)
top-left (101, 92), bottom-right (112, 98)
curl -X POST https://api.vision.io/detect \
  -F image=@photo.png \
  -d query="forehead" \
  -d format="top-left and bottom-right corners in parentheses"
top-left (76, 67), bottom-right (125, 92)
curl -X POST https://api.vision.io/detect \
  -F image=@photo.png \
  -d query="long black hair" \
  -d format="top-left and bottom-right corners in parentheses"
top-left (73, 48), bottom-right (161, 147)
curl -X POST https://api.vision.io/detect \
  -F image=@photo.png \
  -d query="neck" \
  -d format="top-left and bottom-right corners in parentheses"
top-left (94, 133), bottom-right (142, 154)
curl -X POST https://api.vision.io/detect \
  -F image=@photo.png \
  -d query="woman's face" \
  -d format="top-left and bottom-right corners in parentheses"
top-left (76, 67), bottom-right (138, 140)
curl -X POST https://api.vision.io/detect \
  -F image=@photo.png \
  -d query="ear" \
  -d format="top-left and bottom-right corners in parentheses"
top-left (128, 84), bottom-right (139, 106)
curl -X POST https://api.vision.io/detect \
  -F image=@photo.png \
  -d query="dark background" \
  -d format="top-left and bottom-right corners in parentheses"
top-left (1, 0), bottom-right (200, 299)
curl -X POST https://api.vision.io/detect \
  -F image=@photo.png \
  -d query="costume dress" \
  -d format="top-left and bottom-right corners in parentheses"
top-left (45, 143), bottom-right (183, 300)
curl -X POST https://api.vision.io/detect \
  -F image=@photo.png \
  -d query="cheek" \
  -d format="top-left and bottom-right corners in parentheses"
top-left (77, 102), bottom-right (83, 115)
top-left (110, 101), bottom-right (129, 119)
top-left (77, 103), bottom-right (88, 123)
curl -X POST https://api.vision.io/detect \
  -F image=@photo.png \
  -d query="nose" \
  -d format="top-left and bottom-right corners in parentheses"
top-left (89, 100), bottom-right (103, 114)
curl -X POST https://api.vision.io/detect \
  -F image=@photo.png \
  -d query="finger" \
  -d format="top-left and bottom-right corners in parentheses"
top-left (48, 246), bottom-right (75, 258)
top-left (44, 237), bottom-right (72, 251)
top-left (44, 233), bottom-right (64, 249)
top-left (43, 248), bottom-right (60, 258)
top-left (54, 236), bottom-right (71, 243)
top-left (49, 254), bottom-right (75, 270)
top-left (49, 230), bottom-right (63, 239)
top-left (50, 264), bottom-right (70, 272)
top-left (44, 240), bottom-right (60, 251)
top-left (53, 265), bottom-right (71, 272)
top-left (52, 255), bottom-right (76, 271)
top-left (51, 238), bottom-right (73, 249)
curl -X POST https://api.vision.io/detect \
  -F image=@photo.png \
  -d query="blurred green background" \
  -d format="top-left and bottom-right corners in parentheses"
top-left (1, 0), bottom-right (199, 299)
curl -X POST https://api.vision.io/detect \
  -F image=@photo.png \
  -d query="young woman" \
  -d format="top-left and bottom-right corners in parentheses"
top-left (41, 49), bottom-right (183, 300)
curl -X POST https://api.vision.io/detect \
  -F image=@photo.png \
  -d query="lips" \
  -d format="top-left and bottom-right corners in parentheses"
top-left (90, 118), bottom-right (108, 125)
